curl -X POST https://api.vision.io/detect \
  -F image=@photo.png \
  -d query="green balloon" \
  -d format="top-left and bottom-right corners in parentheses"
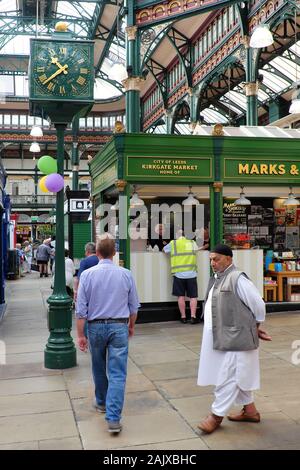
top-left (37, 155), bottom-right (58, 175)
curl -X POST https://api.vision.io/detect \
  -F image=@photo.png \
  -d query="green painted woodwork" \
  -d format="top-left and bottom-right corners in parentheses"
top-left (73, 222), bottom-right (92, 258)
top-left (126, 156), bottom-right (212, 180)
top-left (92, 163), bottom-right (118, 194)
top-left (30, 38), bottom-right (94, 102)
top-left (119, 183), bottom-right (131, 270)
top-left (90, 132), bottom-right (300, 278)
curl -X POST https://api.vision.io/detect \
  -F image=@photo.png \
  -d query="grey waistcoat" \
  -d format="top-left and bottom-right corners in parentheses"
top-left (204, 265), bottom-right (259, 351)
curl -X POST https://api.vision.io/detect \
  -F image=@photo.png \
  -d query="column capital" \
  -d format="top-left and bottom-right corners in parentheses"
top-left (244, 82), bottom-right (259, 96)
top-left (115, 179), bottom-right (127, 192)
top-left (126, 25), bottom-right (138, 41)
top-left (213, 182), bottom-right (223, 192)
top-left (241, 35), bottom-right (250, 48)
top-left (122, 76), bottom-right (144, 91)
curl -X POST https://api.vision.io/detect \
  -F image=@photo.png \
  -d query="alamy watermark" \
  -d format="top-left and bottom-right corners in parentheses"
top-left (97, 197), bottom-right (205, 241)
top-left (0, 340), bottom-right (6, 365)
top-left (291, 340), bottom-right (300, 365)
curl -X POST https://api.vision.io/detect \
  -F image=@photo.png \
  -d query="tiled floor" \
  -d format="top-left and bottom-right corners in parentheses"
top-left (1, 273), bottom-right (300, 450)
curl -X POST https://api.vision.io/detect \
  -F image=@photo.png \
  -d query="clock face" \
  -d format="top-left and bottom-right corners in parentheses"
top-left (30, 40), bottom-right (94, 101)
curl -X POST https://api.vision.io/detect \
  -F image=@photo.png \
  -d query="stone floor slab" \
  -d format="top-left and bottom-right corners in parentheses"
top-left (0, 375), bottom-right (66, 396)
top-left (140, 360), bottom-right (198, 381)
top-left (38, 437), bottom-right (83, 450)
top-left (0, 410), bottom-right (78, 444)
top-left (0, 391), bottom-right (71, 417)
top-left (131, 348), bottom-right (198, 366)
top-left (155, 377), bottom-right (212, 399)
top-left (78, 409), bottom-right (196, 450)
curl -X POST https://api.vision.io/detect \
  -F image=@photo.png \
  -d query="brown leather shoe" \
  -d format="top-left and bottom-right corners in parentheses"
top-left (227, 407), bottom-right (260, 423)
top-left (197, 413), bottom-right (223, 433)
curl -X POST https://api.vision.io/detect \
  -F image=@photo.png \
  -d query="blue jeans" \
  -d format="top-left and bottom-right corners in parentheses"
top-left (88, 322), bottom-right (129, 423)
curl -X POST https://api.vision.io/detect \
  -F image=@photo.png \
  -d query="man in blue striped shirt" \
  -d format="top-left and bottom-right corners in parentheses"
top-left (76, 236), bottom-right (140, 434)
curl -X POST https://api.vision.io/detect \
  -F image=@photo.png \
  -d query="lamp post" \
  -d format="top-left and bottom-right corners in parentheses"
top-left (71, 117), bottom-right (79, 190)
top-left (44, 123), bottom-right (76, 369)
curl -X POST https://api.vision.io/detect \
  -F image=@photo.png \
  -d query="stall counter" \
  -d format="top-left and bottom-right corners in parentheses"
top-left (130, 250), bottom-right (263, 303)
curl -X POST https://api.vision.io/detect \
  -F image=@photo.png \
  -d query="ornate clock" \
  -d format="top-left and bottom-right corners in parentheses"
top-left (29, 37), bottom-right (94, 102)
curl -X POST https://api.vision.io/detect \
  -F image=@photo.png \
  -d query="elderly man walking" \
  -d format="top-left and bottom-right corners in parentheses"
top-left (76, 236), bottom-right (140, 434)
top-left (197, 244), bottom-right (271, 434)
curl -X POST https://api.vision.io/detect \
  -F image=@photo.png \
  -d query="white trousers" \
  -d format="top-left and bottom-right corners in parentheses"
top-left (211, 368), bottom-right (254, 417)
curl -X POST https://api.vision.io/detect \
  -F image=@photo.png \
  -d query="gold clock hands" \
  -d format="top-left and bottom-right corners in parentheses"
top-left (51, 57), bottom-right (68, 74)
top-left (42, 64), bottom-right (68, 85)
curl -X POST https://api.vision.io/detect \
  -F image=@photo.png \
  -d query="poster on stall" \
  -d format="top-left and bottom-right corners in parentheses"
top-left (286, 226), bottom-right (300, 249)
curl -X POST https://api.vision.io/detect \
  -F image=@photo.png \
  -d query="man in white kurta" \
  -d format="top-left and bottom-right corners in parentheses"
top-left (197, 245), bottom-right (271, 434)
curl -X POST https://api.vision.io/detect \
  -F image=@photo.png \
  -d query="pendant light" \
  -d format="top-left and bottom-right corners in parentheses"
top-left (283, 187), bottom-right (300, 205)
top-left (250, 24), bottom-right (274, 48)
top-left (30, 125), bottom-right (43, 137)
top-left (182, 186), bottom-right (199, 206)
top-left (29, 142), bottom-right (40, 153)
top-left (130, 185), bottom-right (144, 208)
top-left (234, 186), bottom-right (251, 206)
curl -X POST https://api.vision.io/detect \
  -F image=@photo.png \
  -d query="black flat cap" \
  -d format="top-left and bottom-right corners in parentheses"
top-left (211, 244), bottom-right (233, 257)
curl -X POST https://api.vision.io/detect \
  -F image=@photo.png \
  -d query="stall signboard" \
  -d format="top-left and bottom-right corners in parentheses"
top-left (224, 158), bottom-right (300, 182)
top-left (126, 156), bottom-right (213, 181)
top-left (92, 163), bottom-right (117, 194)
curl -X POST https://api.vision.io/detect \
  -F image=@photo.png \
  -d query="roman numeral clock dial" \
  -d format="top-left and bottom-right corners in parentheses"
top-left (31, 40), bottom-right (93, 101)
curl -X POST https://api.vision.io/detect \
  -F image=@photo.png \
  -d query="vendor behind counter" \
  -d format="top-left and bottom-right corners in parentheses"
top-left (148, 223), bottom-right (170, 251)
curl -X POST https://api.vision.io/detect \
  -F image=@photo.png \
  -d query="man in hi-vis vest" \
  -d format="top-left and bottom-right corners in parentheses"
top-left (163, 230), bottom-right (199, 324)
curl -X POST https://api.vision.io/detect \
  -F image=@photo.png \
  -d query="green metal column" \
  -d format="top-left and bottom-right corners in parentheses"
top-left (125, 1), bottom-right (142, 132)
top-left (71, 117), bottom-right (79, 190)
top-left (211, 133), bottom-right (224, 246)
top-left (117, 180), bottom-right (130, 269)
top-left (245, 38), bottom-right (258, 126)
top-left (44, 123), bottom-right (76, 369)
top-left (210, 182), bottom-right (223, 248)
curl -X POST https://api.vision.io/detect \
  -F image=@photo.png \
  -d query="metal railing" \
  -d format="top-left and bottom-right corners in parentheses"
top-left (10, 195), bottom-right (56, 205)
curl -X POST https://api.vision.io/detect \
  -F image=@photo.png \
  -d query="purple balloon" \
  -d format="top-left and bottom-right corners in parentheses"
top-left (45, 173), bottom-right (64, 193)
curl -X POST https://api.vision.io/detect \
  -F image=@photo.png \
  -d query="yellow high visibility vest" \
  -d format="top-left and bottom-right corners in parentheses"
top-left (170, 237), bottom-right (197, 274)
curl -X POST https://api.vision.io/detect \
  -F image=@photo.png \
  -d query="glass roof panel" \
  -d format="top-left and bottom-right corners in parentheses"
top-left (149, 123), bottom-right (167, 134)
top-left (0, 36), bottom-right (30, 55)
top-left (259, 68), bottom-right (289, 92)
top-left (175, 123), bottom-right (191, 134)
top-left (201, 108), bottom-right (228, 124)
top-left (0, 0), bottom-right (16, 12)
top-left (219, 97), bottom-right (243, 115)
top-left (56, 1), bottom-right (97, 19)
top-left (257, 88), bottom-right (270, 101)
top-left (271, 57), bottom-right (299, 83)
top-left (222, 90), bottom-right (247, 110)
top-left (94, 78), bottom-right (122, 99)
top-left (15, 76), bottom-right (28, 96)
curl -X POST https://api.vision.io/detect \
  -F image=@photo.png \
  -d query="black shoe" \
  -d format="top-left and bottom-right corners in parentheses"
top-left (40, 273), bottom-right (43, 278)
top-left (180, 318), bottom-right (187, 324)
top-left (190, 317), bottom-right (199, 324)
